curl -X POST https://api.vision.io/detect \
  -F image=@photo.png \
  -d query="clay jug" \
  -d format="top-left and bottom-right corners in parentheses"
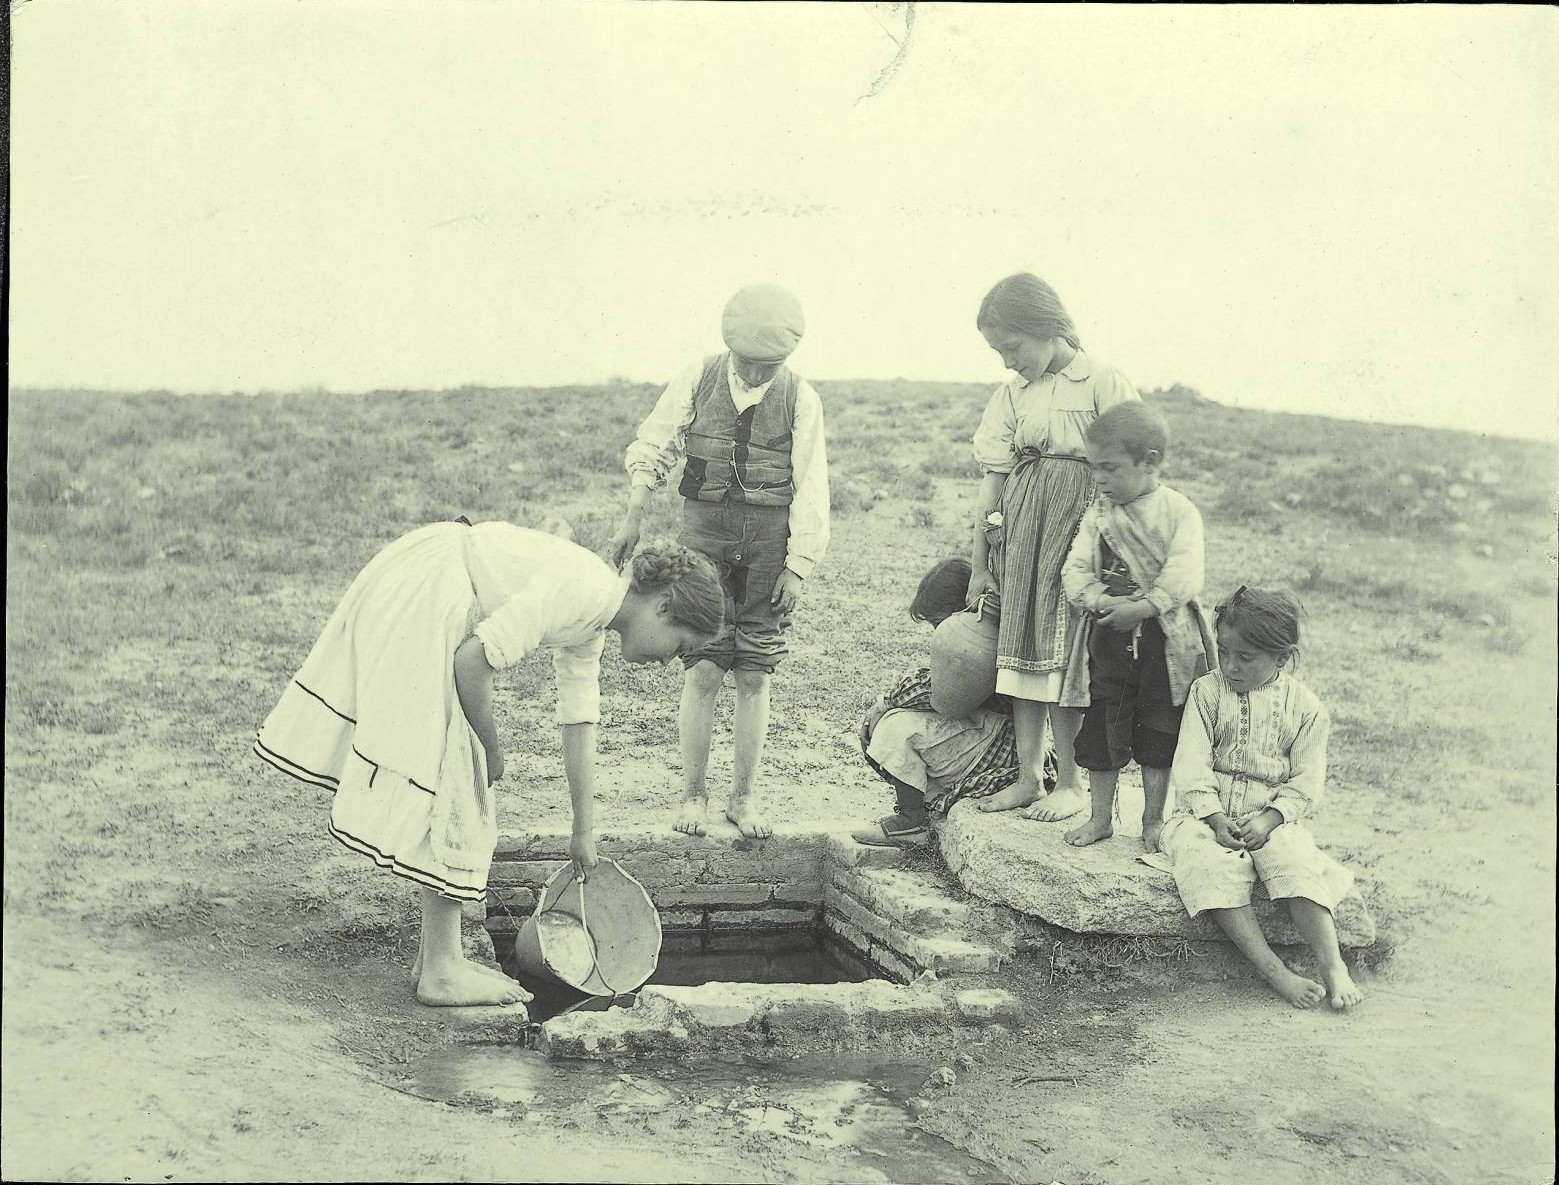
top-left (929, 601), bottom-right (1000, 718)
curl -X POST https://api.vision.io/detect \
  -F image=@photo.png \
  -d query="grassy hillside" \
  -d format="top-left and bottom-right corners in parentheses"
top-left (5, 381), bottom-right (1554, 928)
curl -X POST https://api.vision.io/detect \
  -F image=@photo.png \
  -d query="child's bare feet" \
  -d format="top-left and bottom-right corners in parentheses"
top-left (673, 795), bottom-right (708, 836)
top-left (1322, 962), bottom-right (1365, 1010)
top-left (1019, 784), bottom-right (1087, 822)
top-left (412, 947), bottom-right (531, 996)
top-left (417, 958), bottom-right (531, 1008)
top-left (725, 793), bottom-right (773, 839)
top-left (1064, 815), bottom-right (1114, 846)
top-left (977, 781), bottom-right (1040, 813)
top-left (1140, 818), bottom-right (1165, 853)
top-left (1262, 963), bottom-right (1327, 1009)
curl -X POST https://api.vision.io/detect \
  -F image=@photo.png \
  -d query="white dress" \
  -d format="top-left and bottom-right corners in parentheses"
top-left (254, 521), bottom-right (628, 900)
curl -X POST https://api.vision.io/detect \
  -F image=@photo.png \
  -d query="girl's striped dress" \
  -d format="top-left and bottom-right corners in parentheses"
top-left (971, 353), bottom-right (1139, 706)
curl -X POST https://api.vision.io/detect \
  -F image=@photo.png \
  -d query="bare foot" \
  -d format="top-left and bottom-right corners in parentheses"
top-left (1064, 816), bottom-right (1114, 847)
top-left (1018, 785), bottom-right (1087, 822)
top-left (1322, 963), bottom-right (1365, 1010)
top-left (417, 958), bottom-right (531, 1008)
top-left (1262, 964), bottom-right (1327, 1009)
top-left (977, 782), bottom-right (1040, 813)
top-left (725, 795), bottom-right (773, 840)
top-left (412, 947), bottom-right (530, 996)
top-left (673, 796), bottom-right (708, 836)
top-left (1141, 818), bottom-right (1165, 854)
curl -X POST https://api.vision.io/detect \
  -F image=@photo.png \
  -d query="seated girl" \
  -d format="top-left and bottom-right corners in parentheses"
top-left (1160, 586), bottom-right (1364, 1010)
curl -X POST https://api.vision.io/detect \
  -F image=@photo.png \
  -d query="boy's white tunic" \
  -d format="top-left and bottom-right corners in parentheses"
top-left (254, 522), bottom-right (629, 900)
top-left (1160, 670), bottom-right (1354, 916)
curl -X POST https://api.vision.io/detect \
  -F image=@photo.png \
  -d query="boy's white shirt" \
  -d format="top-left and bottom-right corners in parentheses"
top-left (624, 355), bottom-right (830, 579)
top-left (1061, 483), bottom-right (1208, 706)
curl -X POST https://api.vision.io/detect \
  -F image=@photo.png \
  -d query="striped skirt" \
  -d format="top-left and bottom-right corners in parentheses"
top-left (253, 523), bottom-right (495, 902)
top-left (986, 452), bottom-right (1093, 707)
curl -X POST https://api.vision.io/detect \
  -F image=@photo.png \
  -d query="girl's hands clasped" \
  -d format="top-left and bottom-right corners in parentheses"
top-left (1208, 812), bottom-right (1245, 851)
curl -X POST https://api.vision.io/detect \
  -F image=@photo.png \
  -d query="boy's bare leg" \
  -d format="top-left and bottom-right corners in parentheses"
top-left (725, 668), bottom-right (773, 839)
top-left (1139, 765), bottom-right (1171, 852)
top-left (415, 888), bottom-right (529, 1007)
top-left (674, 661), bottom-right (725, 836)
top-left (1020, 706), bottom-right (1087, 821)
top-left (1207, 904), bottom-right (1326, 1009)
top-left (1064, 768), bottom-right (1116, 846)
top-left (1287, 897), bottom-right (1364, 1010)
top-left (980, 700), bottom-right (1051, 812)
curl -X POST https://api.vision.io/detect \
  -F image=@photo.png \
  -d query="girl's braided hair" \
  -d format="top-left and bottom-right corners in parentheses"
top-left (977, 273), bottom-right (1083, 350)
top-left (1214, 585), bottom-right (1305, 667)
top-left (629, 545), bottom-right (726, 635)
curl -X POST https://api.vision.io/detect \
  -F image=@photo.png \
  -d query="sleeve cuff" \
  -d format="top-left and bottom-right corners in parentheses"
top-left (785, 555), bottom-right (816, 580)
top-left (1269, 795), bottom-right (1303, 825)
top-left (1185, 791), bottom-right (1223, 820)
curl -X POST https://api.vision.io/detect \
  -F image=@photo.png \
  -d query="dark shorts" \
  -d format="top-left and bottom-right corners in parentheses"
top-left (1074, 617), bottom-right (1183, 772)
top-left (677, 499), bottom-right (792, 674)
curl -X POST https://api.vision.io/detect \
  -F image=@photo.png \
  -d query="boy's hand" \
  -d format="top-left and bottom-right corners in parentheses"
top-left (608, 520), bottom-right (641, 570)
top-left (1207, 813), bottom-right (1244, 851)
top-left (771, 569), bottom-right (804, 613)
top-left (1236, 808), bottom-right (1283, 850)
top-left (485, 748), bottom-right (505, 785)
top-left (1098, 599), bottom-right (1156, 632)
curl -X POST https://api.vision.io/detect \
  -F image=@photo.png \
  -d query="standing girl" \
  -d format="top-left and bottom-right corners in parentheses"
top-left (967, 273), bottom-right (1140, 821)
top-left (254, 520), bottom-right (724, 1008)
top-left (1160, 587), bottom-right (1364, 1010)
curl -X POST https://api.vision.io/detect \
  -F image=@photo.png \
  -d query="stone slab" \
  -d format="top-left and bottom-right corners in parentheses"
top-left (936, 801), bottom-right (1376, 948)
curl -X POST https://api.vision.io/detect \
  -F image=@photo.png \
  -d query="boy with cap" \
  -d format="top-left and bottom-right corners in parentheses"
top-left (610, 283), bottom-right (830, 839)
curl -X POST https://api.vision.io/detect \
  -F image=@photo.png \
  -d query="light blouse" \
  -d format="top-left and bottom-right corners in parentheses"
top-left (971, 351), bottom-right (1139, 473)
top-left (1170, 670), bottom-right (1331, 826)
top-left (465, 523), bottom-right (630, 726)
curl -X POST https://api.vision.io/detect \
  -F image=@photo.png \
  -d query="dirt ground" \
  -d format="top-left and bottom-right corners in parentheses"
top-left (5, 387), bottom-right (1555, 1183)
top-left (4, 699), bottom-right (1553, 1185)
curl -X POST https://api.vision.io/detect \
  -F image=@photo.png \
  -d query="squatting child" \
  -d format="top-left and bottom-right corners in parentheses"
top-left (851, 558), bottom-right (1052, 848)
top-left (610, 283), bottom-right (830, 840)
top-left (1159, 587), bottom-right (1365, 1011)
top-left (1060, 401), bottom-right (1209, 852)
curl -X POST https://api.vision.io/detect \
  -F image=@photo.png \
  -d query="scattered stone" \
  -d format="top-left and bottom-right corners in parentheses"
top-left (1446, 484), bottom-right (1469, 500)
top-left (954, 988), bottom-right (1021, 1023)
top-left (925, 1066), bottom-right (957, 1089)
top-left (1475, 544), bottom-right (1494, 559)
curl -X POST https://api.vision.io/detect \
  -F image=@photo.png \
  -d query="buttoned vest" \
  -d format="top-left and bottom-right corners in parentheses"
top-left (677, 353), bottom-right (797, 506)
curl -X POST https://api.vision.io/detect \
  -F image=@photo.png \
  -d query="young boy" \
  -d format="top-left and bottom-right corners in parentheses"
top-left (609, 283), bottom-right (830, 839)
top-left (1060, 401), bottom-right (1208, 852)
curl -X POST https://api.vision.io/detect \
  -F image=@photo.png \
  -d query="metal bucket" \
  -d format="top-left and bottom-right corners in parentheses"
top-left (511, 857), bottom-right (662, 997)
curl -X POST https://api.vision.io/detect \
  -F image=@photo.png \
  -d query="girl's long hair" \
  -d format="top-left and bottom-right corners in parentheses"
top-left (629, 545), bottom-right (726, 635)
top-left (977, 273), bottom-right (1082, 350)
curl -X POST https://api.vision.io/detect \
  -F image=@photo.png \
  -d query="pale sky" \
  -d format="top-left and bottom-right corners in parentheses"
top-left (9, 2), bottom-right (1559, 440)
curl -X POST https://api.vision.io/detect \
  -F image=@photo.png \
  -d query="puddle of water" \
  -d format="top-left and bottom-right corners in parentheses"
top-left (406, 1045), bottom-right (1003, 1183)
top-left (495, 925), bottom-right (883, 1022)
